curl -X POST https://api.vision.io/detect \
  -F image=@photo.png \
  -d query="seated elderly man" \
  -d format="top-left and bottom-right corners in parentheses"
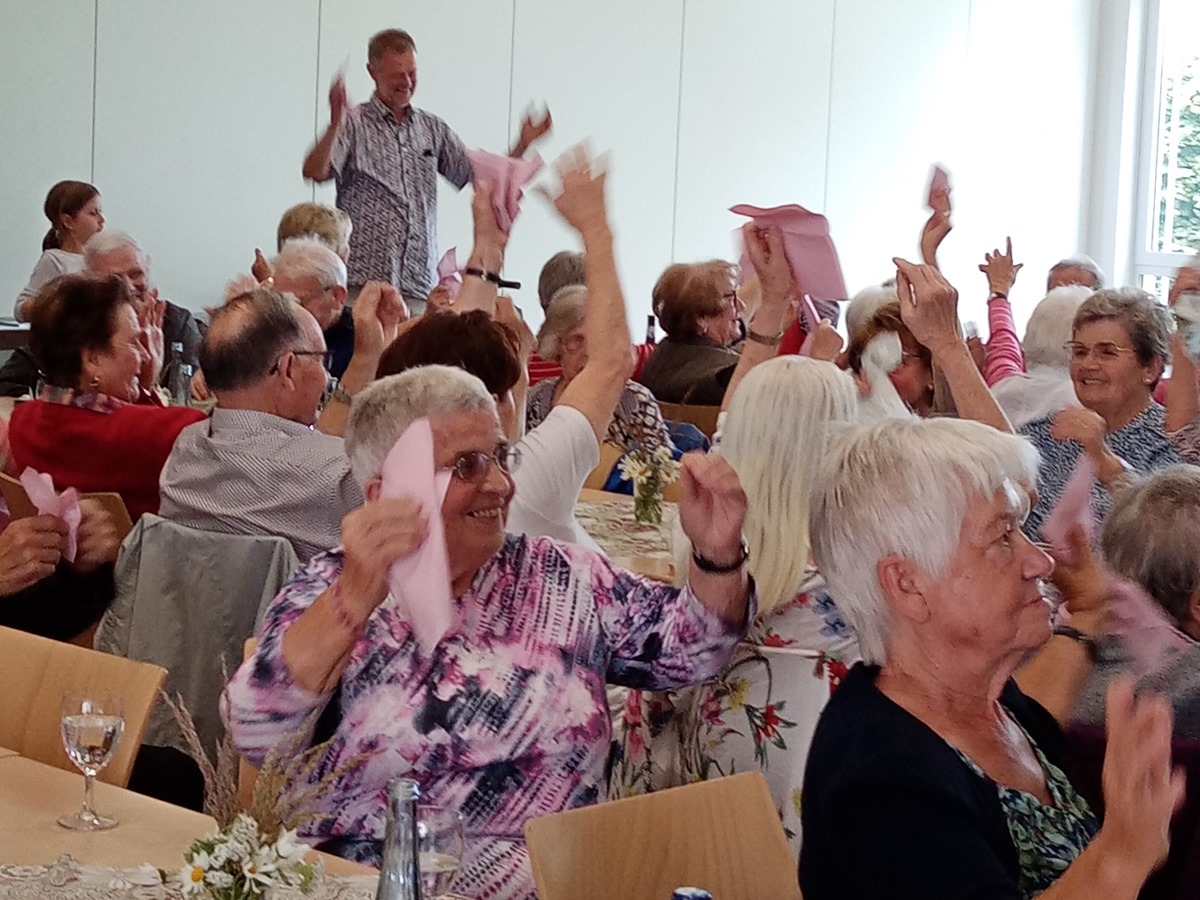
top-left (271, 237), bottom-right (355, 379)
top-left (224, 365), bottom-right (753, 900)
top-left (1068, 466), bottom-right (1200, 739)
top-left (0, 230), bottom-right (203, 398)
top-left (159, 289), bottom-right (364, 562)
top-left (800, 416), bottom-right (1183, 900)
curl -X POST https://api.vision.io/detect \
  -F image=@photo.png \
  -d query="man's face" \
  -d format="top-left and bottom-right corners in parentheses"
top-left (89, 246), bottom-right (149, 303)
top-left (368, 50), bottom-right (417, 111)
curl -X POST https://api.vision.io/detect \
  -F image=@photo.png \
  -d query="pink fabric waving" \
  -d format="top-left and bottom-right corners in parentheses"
top-left (467, 150), bottom-right (544, 233)
top-left (1039, 455), bottom-right (1096, 561)
top-left (436, 247), bottom-right (462, 300)
top-left (927, 164), bottom-right (951, 209)
top-left (19, 467), bottom-right (80, 562)
top-left (731, 204), bottom-right (848, 303)
top-left (379, 418), bottom-right (454, 654)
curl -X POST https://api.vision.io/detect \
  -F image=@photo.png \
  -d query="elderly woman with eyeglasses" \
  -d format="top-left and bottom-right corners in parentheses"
top-left (223, 364), bottom-right (754, 900)
top-left (636, 260), bottom-right (745, 405)
top-left (1020, 287), bottom-right (1180, 538)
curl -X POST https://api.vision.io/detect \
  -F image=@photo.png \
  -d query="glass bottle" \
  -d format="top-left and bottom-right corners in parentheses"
top-left (168, 342), bottom-right (193, 406)
top-left (646, 314), bottom-right (657, 347)
top-left (376, 778), bottom-right (423, 900)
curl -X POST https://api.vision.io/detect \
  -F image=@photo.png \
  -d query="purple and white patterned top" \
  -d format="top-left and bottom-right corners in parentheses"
top-left (224, 533), bottom-right (751, 900)
top-left (331, 96), bottom-right (471, 299)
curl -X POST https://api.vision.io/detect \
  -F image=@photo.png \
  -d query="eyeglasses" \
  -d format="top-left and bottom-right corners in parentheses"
top-left (270, 348), bottom-right (332, 374)
top-left (295, 284), bottom-right (338, 306)
top-left (443, 443), bottom-right (521, 485)
top-left (1063, 341), bottom-right (1138, 362)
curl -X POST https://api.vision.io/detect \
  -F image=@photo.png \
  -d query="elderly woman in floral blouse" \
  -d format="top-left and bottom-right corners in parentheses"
top-left (223, 364), bottom-right (754, 900)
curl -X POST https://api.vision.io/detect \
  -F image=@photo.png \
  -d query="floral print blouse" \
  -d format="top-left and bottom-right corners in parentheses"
top-left (611, 570), bottom-right (858, 857)
top-left (223, 534), bottom-right (751, 900)
top-left (953, 725), bottom-right (1099, 898)
top-left (526, 377), bottom-right (673, 452)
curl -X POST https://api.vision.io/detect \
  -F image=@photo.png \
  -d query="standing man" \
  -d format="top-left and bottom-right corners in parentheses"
top-left (302, 28), bottom-right (552, 311)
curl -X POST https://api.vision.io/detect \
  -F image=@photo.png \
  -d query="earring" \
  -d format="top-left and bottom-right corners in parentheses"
top-left (88, 374), bottom-right (100, 389)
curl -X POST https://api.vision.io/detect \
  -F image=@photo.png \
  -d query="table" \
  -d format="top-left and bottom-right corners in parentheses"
top-left (0, 755), bottom-right (370, 876)
top-left (576, 489), bottom-right (677, 583)
top-left (0, 324), bottom-right (30, 353)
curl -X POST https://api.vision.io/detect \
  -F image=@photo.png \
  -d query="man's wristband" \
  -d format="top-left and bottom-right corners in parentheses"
top-left (464, 267), bottom-right (522, 291)
top-left (692, 540), bottom-right (750, 573)
top-left (328, 385), bottom-right (356, 406)
top-left (747, 329), bottom-right (783, 347)
top-left (1052, 625), bottom-right (1102, 661)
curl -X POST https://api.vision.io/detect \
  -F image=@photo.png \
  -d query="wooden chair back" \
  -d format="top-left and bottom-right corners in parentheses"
top-left (0, 625), bottom-right (166, 787)
top-left (237, 637), bottom-right (259, 810)
top-left (0, 472), bottom-right (134, 542)
top-left (526, 772), bottom-right (801, 900)
top-left (582, 442), bottom-right (625, 491)
top-left (658, 402), bottom-right (721, 439)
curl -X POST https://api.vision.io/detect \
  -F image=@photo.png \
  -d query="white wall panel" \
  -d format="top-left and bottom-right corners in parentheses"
top-left (92, 0), bottom-right (320, 312)
top-left (506, 0), bottom-right (685, 328)
top-left (315, 0), bottom-right (516, 299)
top-left (0, 0), bottom-right (96, 310)
top-left (673, 0), bottom-right (836, 269)
top-left (824, 0), bottom-right (971, 304)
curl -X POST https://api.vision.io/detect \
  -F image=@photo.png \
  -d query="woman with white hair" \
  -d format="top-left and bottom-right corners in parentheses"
top-left (527, 286), bottom-right (671, 452)
top-left (224, 365), bottom-right (753, 900)
top-left (800, 416), bottom-right (1182, 900)
top-left (990, 284), bottom-right (1091, 429)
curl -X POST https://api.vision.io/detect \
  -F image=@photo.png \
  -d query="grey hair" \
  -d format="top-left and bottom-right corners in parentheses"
top-left (1100, 466), bottom-right (1200, 626)
top-left (344, 366), bottom-right (496, 488)
top-left (1073, 287), bottom-right (1171, 369)
top-left (809, 417), bottom-right (1040, 664)
top-left (845, 283), bottom-right (899, 339)
top-left (1022, 284), bottom-right (1093, 368)
top-left (535, 286), bottom-right (588, 360)
top-left (1048, 255), bottom-right (1105, 289)
top-left (272, 236), bottom-right (347, 289)
top-left (84, 230), bottom-right (148, 270)
top-left (200, 289), bottom-right (307, 393)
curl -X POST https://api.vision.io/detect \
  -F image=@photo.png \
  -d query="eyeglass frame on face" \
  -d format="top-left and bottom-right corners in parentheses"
top-left (269, 347), bottom-right (332, 375)
top-left (294, 283), bottom-right (339, 307)
top-left (1063, 341), bottom-right (1139, 363)
top-left (442, 442), bottom-right (521, 485)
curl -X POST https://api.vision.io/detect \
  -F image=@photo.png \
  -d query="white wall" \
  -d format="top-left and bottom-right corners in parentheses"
top-left (1, 0), bottom-right (1098, 336)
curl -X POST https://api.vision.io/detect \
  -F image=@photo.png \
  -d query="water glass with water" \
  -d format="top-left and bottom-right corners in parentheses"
top-left (57, 690), bottom-right (125, 831)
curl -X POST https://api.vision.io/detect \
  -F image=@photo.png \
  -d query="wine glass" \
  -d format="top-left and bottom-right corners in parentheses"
top-left (57, 690), bottom-right (125, 831)
top-left (417, 805), bottom-right (465, 898)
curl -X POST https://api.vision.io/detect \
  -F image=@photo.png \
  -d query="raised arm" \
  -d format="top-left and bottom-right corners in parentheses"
top-left (544, 149), bottom-right (634, 444)
top-left (1165, 267), bottom-right (1200, 439)
top-left (895, 257), bottom-right (1012, 432)
top-left (509, 107), bottom-right (552, 159)
top-left (979, 237), bottom-right (1027, 385)
top-left (302, 76), bottom-right (348, 183)
top-left (452, 185), bottom-right (506, 317)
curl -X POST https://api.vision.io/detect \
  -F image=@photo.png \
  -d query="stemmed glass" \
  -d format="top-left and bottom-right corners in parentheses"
top-left (417, 805), bottom-right (466, 898)
top-left (57, 691), bottom-right (125, 831)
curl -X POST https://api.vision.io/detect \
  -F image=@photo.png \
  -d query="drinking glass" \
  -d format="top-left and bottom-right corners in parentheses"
top-left (57, 691), bottom-right (125, 831)
top-left (417, 805), bottom-right (465, 898)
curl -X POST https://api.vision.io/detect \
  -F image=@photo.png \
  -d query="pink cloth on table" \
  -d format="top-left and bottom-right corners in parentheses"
top-left (467, 150), bottom-right (544, 233)
top-left (19, 467), bottom-right (80, 562)
top-left (731, 204), bottom-right (848, 303)
top-left (436, 247), bottom-right (462, 300)
top-left (927, 164), bottom-right (951, 209)
top-left (379, 418), bottom-right (454, 655)
top-left (983, 294), bottom-right (1027, 386)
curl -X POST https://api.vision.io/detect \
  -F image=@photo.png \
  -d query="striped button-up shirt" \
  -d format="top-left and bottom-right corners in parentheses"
top-left (158, 408), bottom-right (364, 562)
top-left (332, 96), bottom-right (471, 302)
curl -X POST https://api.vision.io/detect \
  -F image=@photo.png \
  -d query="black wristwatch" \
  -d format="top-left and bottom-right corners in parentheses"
top-left (1052, 625), bottom-right (1102, 662)
top-left (692, 540), bottom-right (750, 574)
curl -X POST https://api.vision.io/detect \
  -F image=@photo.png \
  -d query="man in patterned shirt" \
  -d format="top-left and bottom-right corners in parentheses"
top-left (302, 28), bottom-right (552, 311)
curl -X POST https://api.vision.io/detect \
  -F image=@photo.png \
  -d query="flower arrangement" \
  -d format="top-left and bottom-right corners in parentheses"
top-left (162, 669), bottom-right (372, 900)
top-left (618, 444), bottom-right (680, 525)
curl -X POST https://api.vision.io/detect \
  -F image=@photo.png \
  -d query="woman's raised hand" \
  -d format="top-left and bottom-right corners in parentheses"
top-left (338, 499), bottom-right (429, 612)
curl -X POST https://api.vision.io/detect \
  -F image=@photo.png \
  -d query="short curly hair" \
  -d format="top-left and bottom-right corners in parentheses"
top-left (375, 311), bottom-right (522, 397)
top-left (1072, 287), bottom-right (1171, 370)
top-left (29, 274), bottom-right (134, 388)
top-left (651, 260), bottom-right (736, 339)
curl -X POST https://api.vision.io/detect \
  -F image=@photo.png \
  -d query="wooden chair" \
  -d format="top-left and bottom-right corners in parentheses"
top-left (582, 441), bottom-right (625, 491)
top-left (658, 402), bottom-right (721, 440)
top-left (237, 637), bottom-right (259, 810)
top-left (526, 772), bottom-right (801, 900)
top-left (0, 625), bottom-right (166, 787)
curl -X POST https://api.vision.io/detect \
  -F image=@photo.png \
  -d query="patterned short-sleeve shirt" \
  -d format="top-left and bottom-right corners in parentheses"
top-left (332, 96), bottom-right (471, 300)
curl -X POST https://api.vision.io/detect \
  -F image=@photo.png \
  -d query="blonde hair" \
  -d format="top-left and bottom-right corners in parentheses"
top-left (276, 203), bottom-right (352, 259)
top-left (677, 357), bottom-right (859, 616)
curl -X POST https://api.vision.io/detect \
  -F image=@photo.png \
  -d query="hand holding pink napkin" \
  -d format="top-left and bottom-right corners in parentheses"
top-left (20, 468), bottom-right (81, 562)
top-left (731, 203), bottom-right (849, 304)
top-left (436, 248), bottom-right (462, 300)
top-left (467, 149), bottom-right (544, 233)
top-left (379, 418), bottom-right (455, 654)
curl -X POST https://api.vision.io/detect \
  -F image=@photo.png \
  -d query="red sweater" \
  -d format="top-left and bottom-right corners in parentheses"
top-left (8, 400), bottom-right (206, 520)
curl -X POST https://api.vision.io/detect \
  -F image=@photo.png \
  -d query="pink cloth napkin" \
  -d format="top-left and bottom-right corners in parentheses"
top-left (1040, 455), bottom-right (1096, 561)
top-left (927, 164), bottom-right (951, 209)
top-left (436, 248), bottom-right (462, 300)
top-left (379, 418), bottom-right (454, 654)
top-left (467, 150), bottom-right (544, 233)
top-left (731, 204), bottom-right (848, 304)
top-left (20, 468), bottom-right (80, 562)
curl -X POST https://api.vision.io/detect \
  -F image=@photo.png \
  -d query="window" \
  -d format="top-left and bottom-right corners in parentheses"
top-left (1134, 0), bottom-right (1200, 299)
